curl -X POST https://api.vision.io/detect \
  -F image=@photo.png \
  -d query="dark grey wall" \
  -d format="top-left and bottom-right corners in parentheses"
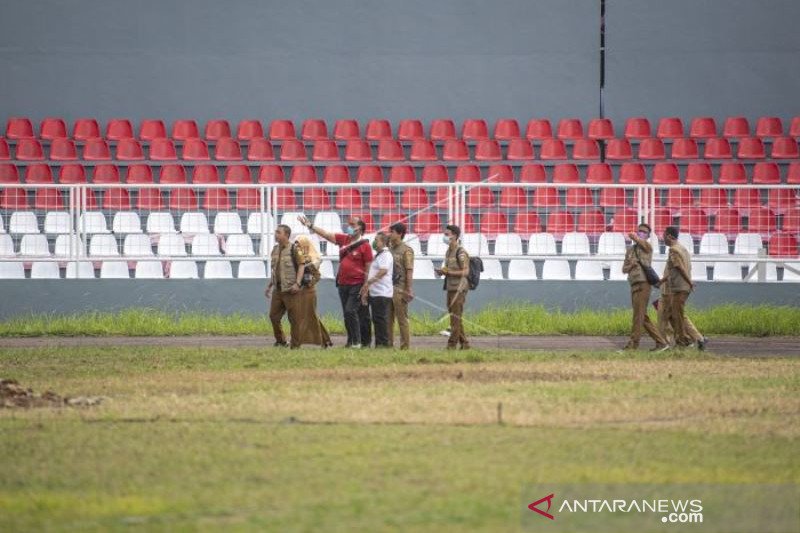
top-left (605, 0), bottom-right (800, 125)
top-left (0, 0), bottom-right (599, 125)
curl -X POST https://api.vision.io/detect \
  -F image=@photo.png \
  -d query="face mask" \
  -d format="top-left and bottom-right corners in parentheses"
top-left (442, 235), bottom-right (451, 245)
top-left (344, 226), bottom-right (355, 236)
top-left (637, 231), bottom-right (649, 240)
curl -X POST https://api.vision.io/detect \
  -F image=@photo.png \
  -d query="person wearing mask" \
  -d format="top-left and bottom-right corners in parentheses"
top-left (387, 222), bottom-right (415, 350)
top-left (621, 223), bottom-right (668, 351)
top-left (660, 226), bottom-right (696, 349)
top-left (265, 224), bottom-right (302, 348)
top-left (298, 214), bottom-right (372, 349)
top-left (360, 232), bottom-right (394, 347)
top-left (434, 224), bottom-right (470, 350)
top-left (292, 234), bottom-right (333, 349)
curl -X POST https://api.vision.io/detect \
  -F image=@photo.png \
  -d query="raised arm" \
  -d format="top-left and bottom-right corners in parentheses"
top-left (298, 215), bottom-right (337, 244)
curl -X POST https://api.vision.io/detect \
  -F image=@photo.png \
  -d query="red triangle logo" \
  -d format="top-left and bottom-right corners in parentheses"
top-left (528, 493), bottom-right (555, 520)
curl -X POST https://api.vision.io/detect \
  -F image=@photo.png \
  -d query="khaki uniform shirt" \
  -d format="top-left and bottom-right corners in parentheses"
top-left (270, 243), bottom-right (303, 292)
top-left (389, 240), bottom-right (414, 288)
top-left (444, 243), bottom-right (469, 292)
top-left (623, 239), bottom-right (653, 286)
top-left (665, 241), bottom-right (692, 294)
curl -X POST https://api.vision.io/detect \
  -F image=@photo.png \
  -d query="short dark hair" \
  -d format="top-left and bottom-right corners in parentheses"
top-left (445, 224), bottom-right (461, 238)
top-left (375, 231), bottom-right (389, 245)
top-left (389, 222), bottom-right (407, 238)
top-left (276, 224), bottom-right (291, 237)
top-left (638, 222), bottom-right (652, 233)
top-left (665, 226), bottom-right (679, 240)
top-left (351, 217), bottom-right (366, 234)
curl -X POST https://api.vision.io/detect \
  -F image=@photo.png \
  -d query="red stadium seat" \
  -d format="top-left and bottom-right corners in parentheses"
top-left (624, 117), bottom-right (651, 139)
top-left (41, 117), bottom-right (68, 140)
top-left (771, 137), bottom-right (799, 159)
top-left (290, 166), bottom-right (317, 184)
top-left (638, 138), bottom-right (665, 160)
top-left (5, 117), bottom-right (34, 139)
top-left (719, 163), bottom-right (747, 184)
top-left (269, 120), bottom-right (296, 140)
top-left (334, 119), bottom-right (360, 141)
top-left (737, 137), bottom-right (766, 159)
top-left (532, 187), bottom-right (559, 207)
top-left (139, 119), bottom-right (167, 141)
top-left (430, 119), bottom-right (456, 141)
top-left (126, 164), bottom-right (153, 184)
top-left (664, 189), bottom-right (695, 213)
top-left (606, 138), bottom-right (632, 160)
top-left (401, 187), bottom-right (430, 209)
top-left (790, 117), bottom-right (800, 138)
top-left (58, 164), bottom-right (86, 184)
top-left (442, 140), bottom-right (469, 160)
top-left (520, 164), bottom-right (546, 183)
top-left (303, 189), bottom-right (330, 210)
top-left (204, 120), bottom-right (231, 141)
top-left (224, 165), bottom-right (251, 184)
top-left (172, 120), bottom-right (199, 141)
top-left (0, 138), bottom-right (8, 160)
top-left (556, 118), bottom-right (583, 140)
top-left (344, 140), bottom-right (372, 161)
top-left (656, 117), bottom-right (684, 139)
top-left (356, 165), bottom-right (384, 183)
top-left (246, 138), bottom-right (275, 161)
top-left (169, 189), bottom-right (198, 210)
top-left (474, 140), bottom-right (501, 160)
top-left (619, 163), bottom-right (646, 184)
top-left (159, 164), bottom-right (187, 184)
top-left (513, 212), bottom-right (542, 234)
top-left (137, 189), bottom-right (164, 210)
top-left (279, 139), bottom-right (307, 161)
top-left (748, 207), bottom-right (777, 236)
top-left (586, 163), bottom-right (612, 184)
top-left (525, 119), bottom-right (553, 140)
top-left (486, 164), bottom-right (513, 183)
top-left (214, 138), bottom-right (242, 160)
top-left (24, 164), bottom-right (53, 183)
top-left (192, 165), bottom-right (219, 184)
top-left (698, 189), bottom-right (728, 212)
top-left (258, 165), bottom-right (285, 183)
top-left (377, 140), bottom-right (404, 161)
top-left (81, 138), bottom-right (111, 161)
top-left (415, 212), bottom-right (442, 235)
top-left (499, 187), bottom-right (527, 208)
top-left (599, 188), bottom-right (627, 208)
top-left (301, 119), bottom-right (328, 141)
top-left (236, 120), bottom-right (263, 141)
top-left (788, 163), bottom-right (800, 184)
top-left (0, 189), bottom-right (29, 209)
top-left (73, 118), bottom-right (100, 141)
top-left (312, 140), bottom-right (340, 161)
top-left (506, 138), bottom-right (534, 160)
top-left (203, 189), bottom-right (230, 210)
top-left (115, 138), bottom-right (143, 160)
top-left (103, 189), bottom-right (131, 210)
top-left (322, 166), bottom-right (350, 183)
top-left (611, 208), bottom-right (639, 234)
top-left (481, 211), bottom-right (509, 235)
top-left (723, 117), bottom-right (750, 138)
top-left (369, 188), bottom-right (396, 210)
top-left (768, 233), bottom-right (798, 257)
top-left (572, 138), bottom-right (600, 159)
top-left (16, 138), bottom-right (43, 160)
top-left (685, 163), bottom-right (713, 185)
top-left (671, 138), bottom-right (698, 159)
top-left (714, 208), bottom-right (742, 237)
top-left (397, 119), bottom-right (424, 141)
top-left (455, 165), bottom-right (480, 182)
top-left (389, 166), bottom-right (416, 183)
top-left (704, 138), bottom-right (732, 159)
top-left (767, 189), bottom-right (798, 213)
top-left (679, 207), bottom-right (708, 237)
top-left (756, 117), bottom-right (783, 138)
top-left (689, 117), bottom-right (717, 138)
top-left (546, 211), bottom-right (575, 237)
top-left (566, 187), bottom-right (594, 208)
top-left (182, 138), bottom-right (210, 160)
top-left (733, 188), bottom-right (762, 211)
top-left (235, 190), bottom-right (260, 210)
top-left (753, 162), bottom-right (780, 184)
top-left (379, 212), bottom-right (409, 231)
top-left (578, 209), bottom-right (607, 237)
top-left (539, 139), bottom-right (566, 160)
top-left (335, 188), bottom-right (363, 210)
top-left (50, 138), bottom-right (77, 160)
top-left (467, 187), bottom-right (494, 208)
top-left (410, 140), bottom-right (437, 161)
top-left (274, 189), bottom-right (296, 210)
top-left (553, 164), bottom-right (579, 183)
top-left (0, 164), bottom-right (20, 183)
top-left (462, 119), bottom-right (488, 140)
top-left (587, 118), bottom-right (615, 140)
top-left (494, 119), bottom-right (520, 140)
top-left (653, 163), bottom-right (679, 184)
top-left (422, 165), bottom-right (448, 183)
top-left (150, 138), bottom-right (177, 160)
top-left (365, 119), bottom-right (392, 141)
top-left (782, 208), bottom-right (800, 234)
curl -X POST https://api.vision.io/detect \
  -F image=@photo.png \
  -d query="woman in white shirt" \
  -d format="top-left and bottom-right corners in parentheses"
top-left (360, 232), bottom-right (394, 347)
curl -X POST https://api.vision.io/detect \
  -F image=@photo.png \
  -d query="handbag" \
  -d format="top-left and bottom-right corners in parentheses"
top-left (634, 246), bottom-right (661, 287)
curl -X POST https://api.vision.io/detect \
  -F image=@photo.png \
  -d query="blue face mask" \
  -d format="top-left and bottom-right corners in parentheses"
top-left (442, 235), bottom-right (450, 245)
top-left (637, 231), bottom-right (649, 240)
top-left (344, 226), bottom-right (355, 236)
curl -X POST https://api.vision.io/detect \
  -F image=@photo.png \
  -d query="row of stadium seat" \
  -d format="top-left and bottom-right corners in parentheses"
top-left (4, 136), bottom-right (800, 162)
top-left (3, 162), bottom-right (800, 184)
top-left (1, 258), bottom-right (797, 282)
top-left (7, 117), bottom-right (800, 142)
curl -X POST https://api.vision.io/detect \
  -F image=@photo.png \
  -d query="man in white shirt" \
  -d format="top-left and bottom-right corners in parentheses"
top-left (360, 232), bottom-right (394, 347)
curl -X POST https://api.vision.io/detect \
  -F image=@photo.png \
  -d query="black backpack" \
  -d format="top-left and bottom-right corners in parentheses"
top-left (444, 247), bottom-right (483, 291)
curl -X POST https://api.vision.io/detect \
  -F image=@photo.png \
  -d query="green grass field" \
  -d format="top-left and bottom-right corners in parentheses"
top-left (0, 345), bottom-right (797, 531)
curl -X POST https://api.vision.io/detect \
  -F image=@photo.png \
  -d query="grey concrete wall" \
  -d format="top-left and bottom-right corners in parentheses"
top-left (0, 0), bottom-right (599, 125)
top-left (0, 280), bottom-right (797, 319)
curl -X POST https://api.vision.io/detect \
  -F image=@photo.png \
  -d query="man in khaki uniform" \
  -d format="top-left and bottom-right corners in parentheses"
top-left (621, 223), bottom-right (667, 350)
top-left (388, 222), bottom-right (415, 350)
top-left (265, 224), bottom-right (303, 348)
top-left (660, 226), bottom-right (696, 348)
top-left (435, 224), bottom-right (470, 350)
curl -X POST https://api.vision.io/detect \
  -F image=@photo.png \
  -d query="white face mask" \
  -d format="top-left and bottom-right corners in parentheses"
top-left (442, 235), bottom-right (451, 245)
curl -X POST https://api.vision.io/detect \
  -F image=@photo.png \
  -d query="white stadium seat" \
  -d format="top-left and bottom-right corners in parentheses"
top-left (319, 260), bottom-right (335, 279)
top-left (0, 262), bottom-right (25, 279)
top-left (678, 232), bottom-right (694, 254)
top-left (65, 261), bottom-right (95, 279)
top-left (527, 233), bottom-right (557, 255)
top-left (30, 262), bottom-right (60, 279)
top-left (596, 232), bottom-right (626, 256)
top-left (78, 212), bottom-right (110, 234)
top-left (191, 234), bottom-right (221, 256)
top-left (0, 234), bottom-right (15, 256)
top-left (481, 258), bottom-right (504, 280)
top-left (541, 260), bottom-right (571, 280)
top-left (699, 233), bottom-right (730, 256)
top-left (246, 213), bottom-right (276, 235)
top-left (461, 233), bottom-right (489, 256)
top-left (493, 233), bottom-right (523, 256)
top-left (54, 235), bottom-right (85, 257)
top-left (99, 261), bottom-right (130, 278)
top-left (19, 235), bottom-right (50, 256)
top-left (413, 259), bottom-right (436, 279)
top-left (89, 234), bottom-right (119, 256)
top-left (135, 261), bottom-right (164, 279)
top-left (9, 212), bottom-right (39, 234)
top-left (123, 234), bottom-right (154, 256)
top-left (561, 232), bottom-right (590, 255)
top-left (402, 234), bottom-right (423, 255)
top-left (204, 260), bottom-right (233, 279)
top-left (733, 233), bottom-right (763, 256)
top-left (508, 259), bottom-right (538, 280)
top-left (782, 263), bottom-right (800, 282)
top-left (237, 260), bottom-right (267, 279)
top-left (650, 235), bottom-right (664, 256)
top-left (279, 212), bottom-right (308, 235)
top-left (712, 262), bottom-right (742, 281)
top-left (652, 260), bottom-right (666, 278)
top-left (0, 216), bottom-right (4, 233)
top-left (146, 212), bottom-right (177, 234)
top-left (157, 234), bottom-right (187, 256)
top-left (169, 261), bottom-right (198, 279)
top-left (213, 212), bottom-right (243, 235)
top-left (225, 234), bottom-right (255, 256)
top-left (312, 212), bottom-right (342, 233)
top-left (426, 236), bottom-right (448, 256)
top-left (575, 260), bottom-right (604, 280)
top-left (180, 212), bottom-right (210, 234)
top-left (44, 212), bottom-right (71, 234)
top-left (745, 262), bottom-right (778, 282)
top-left (691, 261), bottom-right (707, 281)
top-left (112, 211), bottom-right (143, 234)
top-left (607, 261), bottom-right (627, 280)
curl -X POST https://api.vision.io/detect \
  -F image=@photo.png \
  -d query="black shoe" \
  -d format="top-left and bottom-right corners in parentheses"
top-left (697, 337), bottom-right (708, 351)
top-left (273, 341), bottom-right (289, 348)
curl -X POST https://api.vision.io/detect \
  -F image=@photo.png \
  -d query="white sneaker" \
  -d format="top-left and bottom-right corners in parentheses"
top-left (657, 345), bottom-right (671, 353)
top-left (350, 343), bottom-right (362, 349)
top-left (439, 329), bottom-right (451, 337)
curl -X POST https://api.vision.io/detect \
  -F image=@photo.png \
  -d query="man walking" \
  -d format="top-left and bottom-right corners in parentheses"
top-left (621, 223), bottom-right (667, 351)
top-left (360, 232), bottom-right (394, 347)
top-left (265, 224), bottom-right (303, 348)
top-left (660, 226), bottom-right (695, 348)
top-left (435, 224), bottom-right (470, 350)
top-left (388, 222), bottom-right (415, 350)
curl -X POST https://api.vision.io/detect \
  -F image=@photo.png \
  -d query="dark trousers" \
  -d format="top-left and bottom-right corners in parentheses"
top-left (338, 284), bottom-right (371, 346)
top-left (368, 295), bottom-right (392, 347)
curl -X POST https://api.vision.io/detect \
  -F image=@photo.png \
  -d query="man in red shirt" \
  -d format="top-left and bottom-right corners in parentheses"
top-left (298, 214), bottom-right (373, 348)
